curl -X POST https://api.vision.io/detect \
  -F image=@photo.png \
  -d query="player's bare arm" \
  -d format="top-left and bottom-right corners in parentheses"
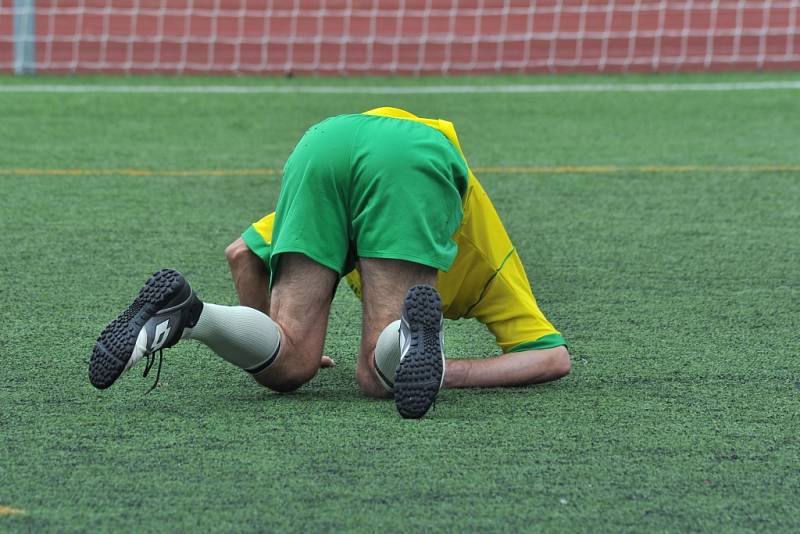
top-left (441, 346), bottom-right (571, 389)
top-left (225, 237), bottom-right (270, 314)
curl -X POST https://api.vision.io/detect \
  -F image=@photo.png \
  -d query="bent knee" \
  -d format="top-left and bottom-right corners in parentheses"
top-left (257, 376), bottom-right (307, 394)
top-left (251, 360), bottom-right (318, 393)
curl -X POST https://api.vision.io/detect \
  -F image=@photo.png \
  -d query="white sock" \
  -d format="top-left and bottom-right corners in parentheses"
top-left (184, 303), bottom-right (281, 372)
top-left (373, 320), bottom-right (402, 391)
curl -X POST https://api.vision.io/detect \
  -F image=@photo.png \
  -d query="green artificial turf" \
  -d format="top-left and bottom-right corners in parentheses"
top-left (1, 72), bottom-right (799, 532)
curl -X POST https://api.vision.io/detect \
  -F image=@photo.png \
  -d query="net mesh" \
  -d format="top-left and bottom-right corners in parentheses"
top-left (1, 0), bottom-right (799, 75)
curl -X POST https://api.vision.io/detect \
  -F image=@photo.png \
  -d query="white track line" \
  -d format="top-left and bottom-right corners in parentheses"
top-left (0, 80), bottom-right (799, 94)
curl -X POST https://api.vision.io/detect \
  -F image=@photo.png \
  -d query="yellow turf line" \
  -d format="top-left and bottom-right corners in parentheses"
top-left (0, 506), bottom-right (26, 517)
top-left (2, 165), bottom-right (800, 177)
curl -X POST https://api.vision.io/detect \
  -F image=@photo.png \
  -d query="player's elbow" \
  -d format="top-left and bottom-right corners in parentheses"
top-left (549, 345), bottom-right (571, 380)
top-left (525, 345), bottom-right (571, 384)
top-left (512, 345), bottom-right (571, 386)
top-left (225, 237), bottom-right (252, 266)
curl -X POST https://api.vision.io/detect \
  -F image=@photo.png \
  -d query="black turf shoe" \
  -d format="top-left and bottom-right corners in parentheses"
top-left (394, 285), bottom-right (445, 419)
top-left (89, 269), bottom-right (203, 390)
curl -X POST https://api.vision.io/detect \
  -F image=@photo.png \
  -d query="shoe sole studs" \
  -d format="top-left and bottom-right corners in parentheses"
top-left (89, 269), bottom-right (185, 390)
top-left (394, 285), bottom-right (444, 419)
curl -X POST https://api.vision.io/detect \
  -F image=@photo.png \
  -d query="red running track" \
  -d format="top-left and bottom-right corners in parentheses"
top-left (1, 1), bottom-right (799, 75)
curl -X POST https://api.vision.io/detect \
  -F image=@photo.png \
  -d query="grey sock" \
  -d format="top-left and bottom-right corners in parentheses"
top-left (184, 303), bottom-right (281, 372)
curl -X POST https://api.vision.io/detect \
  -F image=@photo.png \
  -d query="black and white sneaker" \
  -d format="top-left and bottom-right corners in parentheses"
top-left (89, 269), bottom-right (202, 391)
top-left (394, 285), bottom-right (445, 419)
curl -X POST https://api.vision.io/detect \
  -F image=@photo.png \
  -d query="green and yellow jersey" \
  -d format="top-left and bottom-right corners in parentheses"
top-left (243, 107), bottom-right (565, 354)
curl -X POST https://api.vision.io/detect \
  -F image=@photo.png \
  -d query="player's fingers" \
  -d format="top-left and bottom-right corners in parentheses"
top-left (320, 355), bottom-right (336, 368)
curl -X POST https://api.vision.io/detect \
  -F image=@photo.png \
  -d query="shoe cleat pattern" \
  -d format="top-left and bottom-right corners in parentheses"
top-left (89, 269), bottom-right (198, 390)
top-left (394, 284), bottom-right (445, 419)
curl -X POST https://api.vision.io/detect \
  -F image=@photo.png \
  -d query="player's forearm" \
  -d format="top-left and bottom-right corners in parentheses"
top-left (443, 346), bottom-right (571, 388)
top-left (225, 238), bottom-right (270, 315)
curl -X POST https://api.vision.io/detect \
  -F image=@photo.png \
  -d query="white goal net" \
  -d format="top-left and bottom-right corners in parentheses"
top-left (2, 1), bottom-right (799, 75)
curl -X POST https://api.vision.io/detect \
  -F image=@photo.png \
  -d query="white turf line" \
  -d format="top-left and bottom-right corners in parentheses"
top-left (1, 80), bottom-right (800, 94)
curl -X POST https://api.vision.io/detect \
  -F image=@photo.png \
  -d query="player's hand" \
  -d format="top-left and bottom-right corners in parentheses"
top-left (320, 355), bottom-right (336, 368)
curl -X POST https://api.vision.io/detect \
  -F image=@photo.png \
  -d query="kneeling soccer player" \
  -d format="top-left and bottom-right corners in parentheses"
top-left (89, 107), bottom-right (571, 419)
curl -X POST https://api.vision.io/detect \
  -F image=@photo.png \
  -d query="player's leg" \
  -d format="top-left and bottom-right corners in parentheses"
top-left (223, 118), bottom-right (361, 376)
top-left (246, 252), bottom-right (338, 392)
top-left (348, 116), bottom-right (467, 417)
top-left (89, 253), bottom-right (336, 392)
top-left (355, 258), bottom-right (437, 398)
top-left (180, 251), bottom-right (337, 393)
top-left (89, 267), bottom-right (287, 390)
top-left (225, 235), bottom-right (336, 369)
top-left (357, 258), bottom-right (447, 419)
